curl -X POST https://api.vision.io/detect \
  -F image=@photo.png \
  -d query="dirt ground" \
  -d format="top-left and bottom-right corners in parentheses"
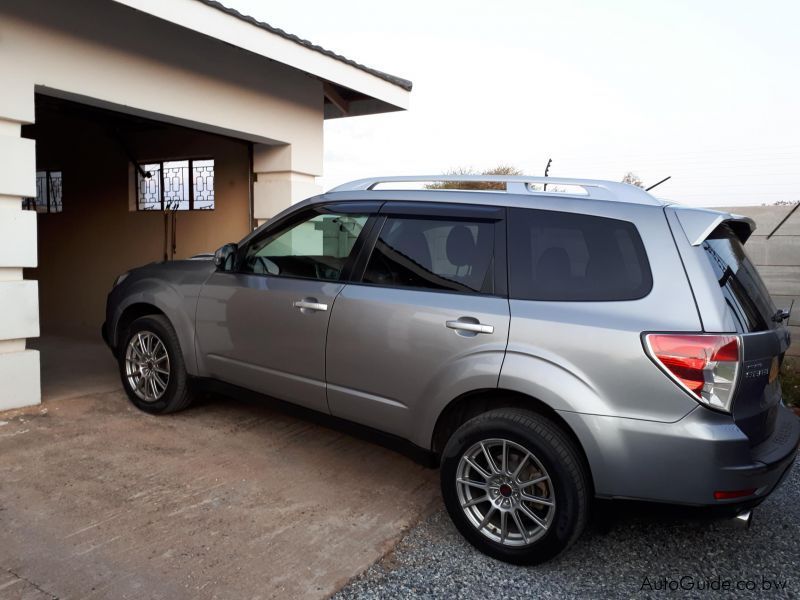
top-left (0, 338), bottom-right (440, 600)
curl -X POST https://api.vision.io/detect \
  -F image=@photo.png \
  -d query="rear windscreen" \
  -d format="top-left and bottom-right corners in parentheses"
top-left (702, 224), bottom-right (776, 332)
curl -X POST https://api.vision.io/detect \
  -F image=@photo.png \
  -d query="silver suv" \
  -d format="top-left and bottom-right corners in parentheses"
top-left (103, 175), bottom-right (799, 564)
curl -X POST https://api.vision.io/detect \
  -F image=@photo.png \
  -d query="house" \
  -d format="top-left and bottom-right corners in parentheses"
top-left (0, 0), bottom-right (411, 410)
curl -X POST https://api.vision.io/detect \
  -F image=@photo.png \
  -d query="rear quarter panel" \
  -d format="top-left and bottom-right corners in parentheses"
top-left (499, 200), bottom-right (701, 422)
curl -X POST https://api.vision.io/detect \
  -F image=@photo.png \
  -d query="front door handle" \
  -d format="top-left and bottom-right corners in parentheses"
top-left (446, 319), bottom-right (494, 335)
top-left (293, 299), bottom-right (328, 312)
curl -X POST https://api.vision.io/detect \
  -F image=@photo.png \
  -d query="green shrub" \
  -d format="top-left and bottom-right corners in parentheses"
top-left (780, 357), bottom-right (800, 407)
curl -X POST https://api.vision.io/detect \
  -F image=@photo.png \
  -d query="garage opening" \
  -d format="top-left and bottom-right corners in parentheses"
top-left (22, 94), bottom-right (254, 399)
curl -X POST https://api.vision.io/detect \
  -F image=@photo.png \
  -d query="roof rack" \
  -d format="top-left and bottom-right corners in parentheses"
top-left (328, 175), bottom-right (663, 206)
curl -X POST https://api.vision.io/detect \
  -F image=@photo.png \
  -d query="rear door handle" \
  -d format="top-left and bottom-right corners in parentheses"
top-left (293, 299), bottom-right (328, 312)
top-left (446, 320), bottom-right (494, 335)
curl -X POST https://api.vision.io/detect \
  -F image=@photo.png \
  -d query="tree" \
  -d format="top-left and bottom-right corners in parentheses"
top-left (424, 165), bottom-right (524, 190)
top-left (621, 172), bottom-right (644, 188)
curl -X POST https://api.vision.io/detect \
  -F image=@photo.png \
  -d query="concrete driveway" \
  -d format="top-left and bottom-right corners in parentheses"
top-left (0, 337), bottom-right (439, 600)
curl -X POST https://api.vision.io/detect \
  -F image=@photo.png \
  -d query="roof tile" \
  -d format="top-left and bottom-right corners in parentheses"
top-left (195, 0), bottom-right (413, 91)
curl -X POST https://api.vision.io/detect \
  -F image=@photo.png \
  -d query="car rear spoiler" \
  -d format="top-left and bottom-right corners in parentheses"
top-left (669, 206), bottom-right (756, 246)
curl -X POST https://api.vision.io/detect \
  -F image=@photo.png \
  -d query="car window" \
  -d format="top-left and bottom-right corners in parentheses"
top-left (240, 212), bottom-right (368, 281)
top-left (702, 224), bottom-right (775, 332)
top-left (508, 208), bottom-right (652, 301)
top-left (363, 217), bottom-right (494, 293)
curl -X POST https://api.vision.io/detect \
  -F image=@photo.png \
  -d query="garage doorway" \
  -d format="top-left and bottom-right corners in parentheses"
top-left (22, 94), bottom-right (253, 398)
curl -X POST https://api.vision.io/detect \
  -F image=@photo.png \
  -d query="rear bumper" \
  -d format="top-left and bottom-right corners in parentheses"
top-left (724, 406), bottom-right (798, 502)
top-left (559, 403), bottom-right (799, 506)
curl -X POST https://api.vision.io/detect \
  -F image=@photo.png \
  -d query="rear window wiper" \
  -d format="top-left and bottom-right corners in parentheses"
top-left (772, 300), bottom-right (794, 323)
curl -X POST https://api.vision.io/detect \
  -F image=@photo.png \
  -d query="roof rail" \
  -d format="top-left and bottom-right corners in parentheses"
top-left (328, 175), bottom-right (663, 206)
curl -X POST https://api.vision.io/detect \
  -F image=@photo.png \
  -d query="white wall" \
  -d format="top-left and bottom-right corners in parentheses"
top-left (0, 0), bottom-right (325, 170)
top-left (1, 0), bottom-right (328, 227)
top-left (0, 118), bottom-right (40, 409)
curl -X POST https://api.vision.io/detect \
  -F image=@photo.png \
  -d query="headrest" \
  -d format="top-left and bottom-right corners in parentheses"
top-left (446, 225), bottom-right (477, 268)
top-left (386, 223), bottom-right (433, 270)
top-left (536, 247), bottom-right (571, 282)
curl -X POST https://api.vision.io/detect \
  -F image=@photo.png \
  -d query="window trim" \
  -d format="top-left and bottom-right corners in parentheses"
top-left (506, 207), bottom-right (653, 303)
top-left (231, 202), bottom-right (382, 283)
top-left (135, 157), bottom-right (215, 211)
top-left (349, 202), bottom-right (508, 297)
top-left (379, 201), bottom-right (504, 220)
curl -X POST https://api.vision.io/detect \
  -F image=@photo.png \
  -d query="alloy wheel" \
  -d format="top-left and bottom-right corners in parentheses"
top-left (455, 438), bottom-right (556, 547)
top-left (125, 331), bottom-right (170, 402)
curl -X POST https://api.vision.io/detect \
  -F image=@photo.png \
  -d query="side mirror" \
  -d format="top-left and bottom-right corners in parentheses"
top-left (214, 243), bottom-right (238, 270)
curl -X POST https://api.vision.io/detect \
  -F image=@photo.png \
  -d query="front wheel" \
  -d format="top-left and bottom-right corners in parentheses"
top-left (119, 315), bottom-right (194, 414)
top-left (440, 408), bottom-right (590, 564)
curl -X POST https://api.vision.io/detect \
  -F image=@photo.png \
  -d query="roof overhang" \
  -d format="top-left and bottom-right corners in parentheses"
top-left (109, 0), bottom-right (411, 118)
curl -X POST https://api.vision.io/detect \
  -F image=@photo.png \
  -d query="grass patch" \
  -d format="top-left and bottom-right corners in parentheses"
top-left (780, 356), bottom-right (800, 407)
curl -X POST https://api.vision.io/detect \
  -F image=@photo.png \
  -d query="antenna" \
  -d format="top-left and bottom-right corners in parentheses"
top-left (645, 176), bottom-right (671, 191)
top-left (543, 158), bottom-right (552, 191)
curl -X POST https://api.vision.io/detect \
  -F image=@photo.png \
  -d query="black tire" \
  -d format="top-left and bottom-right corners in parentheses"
top-left (118, 315), bottom-right (194, 414)
top-left (440, 408), bottom-right (590, 565)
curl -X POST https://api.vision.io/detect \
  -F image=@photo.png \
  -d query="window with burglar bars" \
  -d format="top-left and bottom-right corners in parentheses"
top-left (22, 171), bottom-right (63, 213)
top-left (136, 159), bottom-right (215, 211)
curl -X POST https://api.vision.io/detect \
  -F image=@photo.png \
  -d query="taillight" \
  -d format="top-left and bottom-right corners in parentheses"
top-left (644, 334), bottom-right (740, 413)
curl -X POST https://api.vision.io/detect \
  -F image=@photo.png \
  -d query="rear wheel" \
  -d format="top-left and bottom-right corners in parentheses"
top-left (440, 408), bottom-right (589, 564)
top-left (119, 315), bottom-right (193, 414)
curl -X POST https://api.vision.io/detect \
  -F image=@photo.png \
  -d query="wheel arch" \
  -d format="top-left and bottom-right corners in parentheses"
top-left (115, 302), bottom-right (166, 348)
top-left (431, 389), bottom-right (594, 494)
top-left (112, 298), bottom-right (198, 376)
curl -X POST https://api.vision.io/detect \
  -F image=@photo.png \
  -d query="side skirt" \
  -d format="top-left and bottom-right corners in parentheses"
top-left (190, 377), bottom-right (438, 468)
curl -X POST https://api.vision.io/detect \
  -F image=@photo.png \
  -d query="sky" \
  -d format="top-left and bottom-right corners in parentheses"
top-left (226, 0), bottom-right (800, 206)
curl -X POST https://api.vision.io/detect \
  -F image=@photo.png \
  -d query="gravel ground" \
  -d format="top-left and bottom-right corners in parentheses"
top-left (335, 462), bottom-right (800, 599)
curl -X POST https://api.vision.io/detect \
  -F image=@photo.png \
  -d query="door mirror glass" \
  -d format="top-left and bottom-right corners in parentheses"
top-left (214, 243), bottom-right (238, 270)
